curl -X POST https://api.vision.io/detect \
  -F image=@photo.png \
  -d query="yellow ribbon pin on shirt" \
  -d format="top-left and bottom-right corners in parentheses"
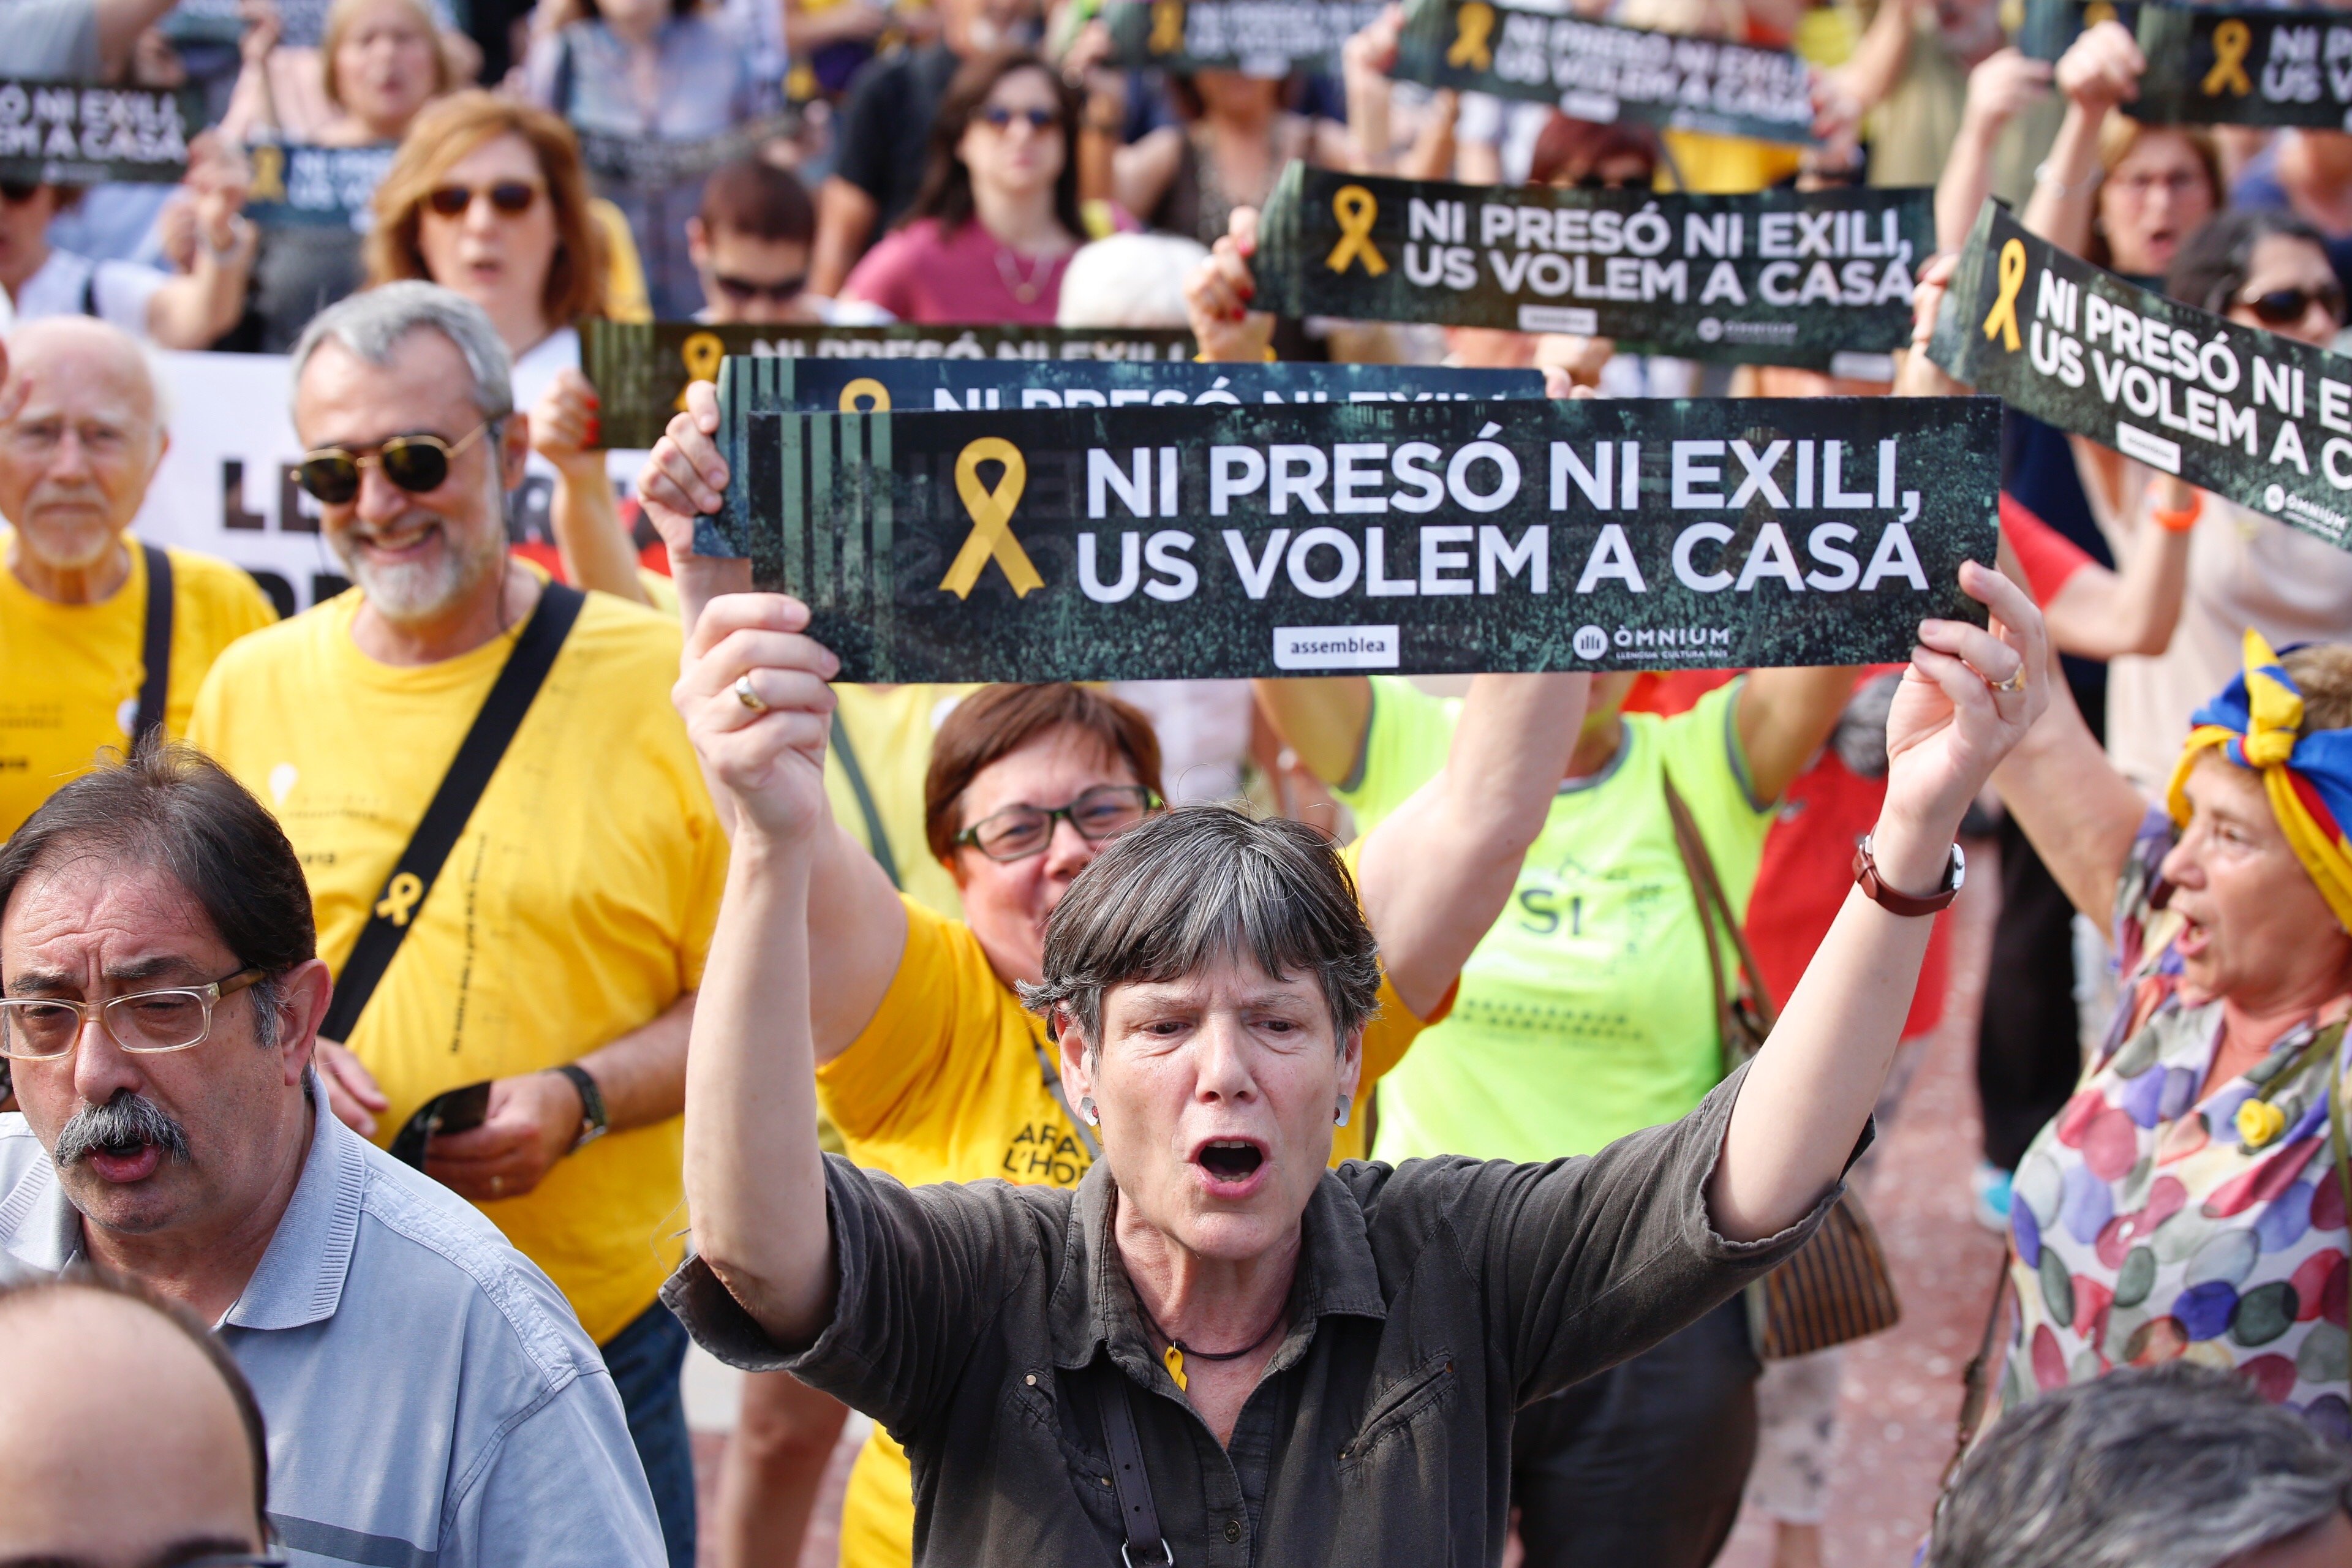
top-left (374, 872), bottom-right (424, 927)
top-left (2204, 19), bottom-right (2253, 96)
top-left (1148, 0), bottom-right (1184, 53)
top-left (940, 437), bottom-right (1043, 599)
top-left (248, 143), bottom-right (286, 205)
top-left (1448, 0), bottom-right (1495, 69)
top-left (1981, 237), bottom-right (2027, 353)
top-left (1326, 186), bottom-right (1389, 277)
top-left (676, 330), bottom-right (725, 412)
top-left (839, 377), bottom-right (890, 412)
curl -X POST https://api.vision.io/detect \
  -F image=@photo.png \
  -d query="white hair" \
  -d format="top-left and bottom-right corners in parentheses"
top-left (1055, 233), bottom-right (1209, 330)
top-left (288, 281), bottom-right (514, 419)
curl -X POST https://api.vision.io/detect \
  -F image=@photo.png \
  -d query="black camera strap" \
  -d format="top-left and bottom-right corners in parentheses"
top-left (318, 582), bottom-right (586, 1042)
top-left (1095, 1358), bottom-right (1173, 1567)
top-left (131, 543), bottom-right (173, 743)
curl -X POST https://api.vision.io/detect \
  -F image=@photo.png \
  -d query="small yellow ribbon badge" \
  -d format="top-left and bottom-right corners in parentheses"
top-left (374, 871), bottom-right (424, 927)
top-left (838, 377), bottom-right (890, 412)
top-left (1981, 237), bottom-right (2027, 353)
top-left (1163, 1343), bottom-right (1188, 1391)
top-left (674, 330), bottom-right (725, 412)
top-left (1448, 0), bottom-right (1494, 69)
top-left (2204, 19), bottom-right (2253, 96)
top-left (248, 144), bottom-right (286, 205)
top-left (1325, 186), bottom-right (1389, 277)
top-left (2236, 1096), bottom-right (2287, 1150)
top-left (940, 437), bottom-right (1043, 600)
top-left (1149, 0), bottom-right (1184, 54)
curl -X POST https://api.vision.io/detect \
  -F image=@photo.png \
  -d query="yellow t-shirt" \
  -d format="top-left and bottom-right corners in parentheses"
top-left (823, 853), bottom-right (1442, 1568)
top-left (0, 533), bottom-right (276, 838)
top-left (186, 582), bottom-right (728, 1344)
top-left (824, 684), bottom-right (975, 921)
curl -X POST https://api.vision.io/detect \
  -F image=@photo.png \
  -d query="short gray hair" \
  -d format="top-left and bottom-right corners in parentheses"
top-left (288, 281), bottom-right (513, 420)
top-left (1929, 1364), bottom-right (2352, 1568)
top-left (1019, 806), bottom-right (1383, 1052)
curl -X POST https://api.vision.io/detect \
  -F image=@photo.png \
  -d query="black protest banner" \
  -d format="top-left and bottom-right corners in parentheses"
top-left (704, 371), bottom-right (1996, 680)
top-left (572, 116), bottom-right (797, 192)
top-left (731, 354), bottom-right (1545, 414)
top-left (2130, 5), bottom-right (2352, 129)
top-left (581, 320), bottom-right (1198, 449)
top-left (1931, 202), bottom-right (2352, 551)
top-left (1393, 0), bottom-right (1818, 145)
top-left (1252, 163), bottom-right (1926, 372)
top-left (1104, 0), bottom-right (1385, 74)
top-left (0, 81), bottom-right (200, 185)
top-left (243, 142), bottom-right (396, 229)
top-left (2016, 0), bottom-right (2139, 61)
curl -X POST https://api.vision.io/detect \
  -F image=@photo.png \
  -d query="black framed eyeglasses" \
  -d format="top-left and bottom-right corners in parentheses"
top-left (2244, 283), bottom-right (2346, 328)
top-left (713, 272), bottom-right (809, 304)
top-left (0, 967), bottom-right (265, 1061)
top-left (952, 785), bottom-right (1158, 862)
top-left (295, 421), bottom-right (494, 505)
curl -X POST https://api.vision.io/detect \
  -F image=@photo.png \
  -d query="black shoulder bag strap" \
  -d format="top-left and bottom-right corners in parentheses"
top-left (1094, 1358), bottom-right (1173, 1567)
top-left (131, 543), bottom-right (174, 743)
top-left (827, 710), bottom-right (900, 889)
top-left (318, 583), bottom-right (586, 1042)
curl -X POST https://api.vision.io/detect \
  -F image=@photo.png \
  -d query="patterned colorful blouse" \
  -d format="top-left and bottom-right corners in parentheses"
top-left (2002, 808), bottom-right (2352, 1435)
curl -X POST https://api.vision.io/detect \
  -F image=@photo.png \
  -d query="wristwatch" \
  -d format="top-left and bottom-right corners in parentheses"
top-left (1852, 834), bottom-right (1966, 916)
top-left (548, 1063), bottom-right (609, 1152)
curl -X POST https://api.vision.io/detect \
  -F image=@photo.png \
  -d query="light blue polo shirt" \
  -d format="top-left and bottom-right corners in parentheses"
top-left (0, 1098), bottom-right (667, 1568)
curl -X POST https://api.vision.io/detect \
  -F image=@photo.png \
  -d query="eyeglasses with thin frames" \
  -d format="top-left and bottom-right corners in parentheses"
top-left (0, 967), bottom-right (265, 1061)
top-left (952, 785), bottom-right (1158, 862)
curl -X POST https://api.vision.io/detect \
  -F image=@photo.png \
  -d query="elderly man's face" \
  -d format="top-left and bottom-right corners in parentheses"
top-left (0, 320), bottom-right (166, 576)
top-left (1, 859), bottom-right (306, 1239)
top-left (1066, 956), bottom-right (1360, 1264)
top-left (295, 327), bottom-right (522, 627)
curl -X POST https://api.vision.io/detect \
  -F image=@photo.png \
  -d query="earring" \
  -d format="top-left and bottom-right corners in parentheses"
top-left (1079, 1096), bottom-right (1099, 1127)
top-left (1334, 1098), bottom-right (1351, 1128)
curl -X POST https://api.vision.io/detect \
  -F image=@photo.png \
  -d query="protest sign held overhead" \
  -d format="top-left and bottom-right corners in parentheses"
top-left (703, 364), bottom-right (1997, 682)
top-left (582, 320), bottom-right (1197, 448)
top-left (1251, 163), bottom-right (1926, 373)
top-left (573, 117), bottom-right (799, 192)
top-left (731, 355), bottom-right (1546, 415)
top-left (1932, 202), bottom-right (2352, 551)
top-left (0, 81), bottom-right (200, 185)
top-left (2016, 0), bottom-right (2138, 61)
top-left (242, 143), bottom-right (396, 230)
top-left (1392, 0), bottom-right (1819, 145)
top-left (1104, 0), bottom-right (1386, 74)
top-left (2129, 4), bottom-right (2352, 129)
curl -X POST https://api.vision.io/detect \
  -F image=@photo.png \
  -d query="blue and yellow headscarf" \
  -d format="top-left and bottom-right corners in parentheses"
top-left (2166, 628), bottom-right (2352, 932)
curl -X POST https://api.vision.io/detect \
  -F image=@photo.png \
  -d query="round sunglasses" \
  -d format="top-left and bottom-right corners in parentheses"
top-left (424, 180), bottom-right (540, 219)
top-left (2242, 282), bottom-right (2347, 328)
top-left (296, 421), bottom-right (495, 505)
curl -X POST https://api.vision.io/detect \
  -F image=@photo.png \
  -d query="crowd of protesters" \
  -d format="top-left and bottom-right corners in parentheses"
top-left (7, 0), bottom-right (2352, 1560)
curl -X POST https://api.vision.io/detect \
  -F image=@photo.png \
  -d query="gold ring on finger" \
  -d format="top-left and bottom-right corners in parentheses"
top-left (733, 674), bottom-right (768, 712)
top-left (1990, 665), bottom-right (2027, 693)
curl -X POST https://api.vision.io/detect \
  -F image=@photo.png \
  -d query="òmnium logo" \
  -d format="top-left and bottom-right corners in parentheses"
top-left (1697, 317), bottom-right (1723, 343)
top-left (1572, 625), bottom-right (1608, 659)
top-left (1611, 624), bottom-right (1734, 661)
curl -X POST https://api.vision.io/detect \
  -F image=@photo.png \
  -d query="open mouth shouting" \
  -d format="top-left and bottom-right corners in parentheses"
top-left (1190, 1136), bottom-right (1270, 1199)
top-left (55, 1090), bottom-right (190, 1186)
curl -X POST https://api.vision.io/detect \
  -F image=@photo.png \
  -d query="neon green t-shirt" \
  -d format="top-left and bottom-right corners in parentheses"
top-left (1344, 677), bottom-right (1774, 1164)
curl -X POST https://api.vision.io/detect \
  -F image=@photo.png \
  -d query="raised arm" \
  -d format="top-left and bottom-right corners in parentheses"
top-left (1252, 676), bottom-right (1372, 786)
top-left (1988, 639), bottom-right (2146, 924)
top-left (1355, 674), bottom-right (1589, 1017)
top-left (533, 368), bottom-right (654, 606)
top-left (1709, 563), bottom-right (2046, 1240)
top-left (2021, 21), bottom-right (2143, 257)
top-left (2033, 492), bottom-right (2192, 661)
top-left (1736, 666), bottom-right (1861, 805)
top-left (1936, 48), bottom-right (2053, 254)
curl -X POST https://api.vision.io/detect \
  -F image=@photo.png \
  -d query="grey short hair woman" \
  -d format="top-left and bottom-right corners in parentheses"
top-left (661, 567), bottom-right (2048, 1564)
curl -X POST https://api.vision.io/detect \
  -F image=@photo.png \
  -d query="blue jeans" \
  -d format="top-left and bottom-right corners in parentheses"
top-left (601, 1300), bottom-right (696, 1568)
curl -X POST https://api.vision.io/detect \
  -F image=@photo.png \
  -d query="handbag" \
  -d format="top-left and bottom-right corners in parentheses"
top-left (1663, 773), bottom-right (1902, 1360)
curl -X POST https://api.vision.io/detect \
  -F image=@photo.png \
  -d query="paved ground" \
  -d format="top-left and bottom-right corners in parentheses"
top-left (690, 839), bottom-right (2013, 1568)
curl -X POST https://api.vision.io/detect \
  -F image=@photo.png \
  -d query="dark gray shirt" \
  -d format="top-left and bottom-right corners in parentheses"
top-left (666, 1066), bottom-right (1833, 1567)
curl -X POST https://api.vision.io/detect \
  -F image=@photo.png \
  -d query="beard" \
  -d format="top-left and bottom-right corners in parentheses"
top-left (54, 1089), bottom-right (192, 1169)
top-left (326, 505), bottom-right (507, 624)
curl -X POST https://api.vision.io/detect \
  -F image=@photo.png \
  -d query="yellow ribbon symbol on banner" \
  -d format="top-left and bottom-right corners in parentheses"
top-left (1326, 186), bottom-right (1389, 276)
top-left (1448, 1), bottom-right (1494, 68)
top-left (374, 872), bottom-right (424, 927)
top-left (940, 438), bottom-right (1043, 599)
top-left (249, 143), bottom-right (286, 204)
top-left (2082, 1), bottom-right (2113, 22)
top-left (676, 330), bottom-right (725, 411)
top-left (1149, 0), bottom-right (1184, 53)
top-left (839, 377), bottom-right (890, 412)
top-left (1981, 237), bottom-right (2026, 352)
top-left (2203, 19), bottom-right (2253, 96)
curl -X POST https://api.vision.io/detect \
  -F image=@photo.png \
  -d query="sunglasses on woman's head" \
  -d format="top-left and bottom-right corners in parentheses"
top-left (978, 105), bottom-right (1059, 131)
top-left (2244, 283), bottom-right (2347, 327)
top-left (295, 421), bottom-right (494, 505)
top-left (424, 180), bottom-right (540, 219)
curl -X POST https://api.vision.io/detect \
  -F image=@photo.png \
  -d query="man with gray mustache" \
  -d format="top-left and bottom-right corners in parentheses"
top-left (0, 744), bottom-right (667, 1567)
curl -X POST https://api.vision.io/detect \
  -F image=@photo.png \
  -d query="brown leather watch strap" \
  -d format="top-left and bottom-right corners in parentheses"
top-left (1852, 834), bottom-right (1964, 916)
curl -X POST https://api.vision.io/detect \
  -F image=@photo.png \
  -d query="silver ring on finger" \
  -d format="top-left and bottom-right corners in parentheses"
top-left (733, 674), bottom-right (768, 712)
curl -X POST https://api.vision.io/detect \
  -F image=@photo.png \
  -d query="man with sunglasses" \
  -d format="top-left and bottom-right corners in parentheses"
top-left (0, 747), bottom-right (666, 1566)
top-left (0, 318), bottom-right (277, 841)
top-left (185, 283), bottom-right (726, 1568)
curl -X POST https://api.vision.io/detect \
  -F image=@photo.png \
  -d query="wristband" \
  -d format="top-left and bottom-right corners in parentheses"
top-left (1853, 833), bottom-right (1966, 916)
top-left (2152, 492), bottom-right (2202, 533)
top-left (548, 1063), bottom-right (608, 1152)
